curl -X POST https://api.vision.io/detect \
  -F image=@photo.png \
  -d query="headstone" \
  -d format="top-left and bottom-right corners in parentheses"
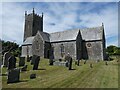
top-left (8, 55), bottom-right (16, 70)
top-left (3, 52), bottom-right (12, 67)
top-left (65, 53), bottom-right (73, 70)
top-left (19, 57), bottom-right (25, 66)
top-left (21, 65), bottom-right (27, 71)
top-left (33, 56), bottom-right (40, 70)
top-left (84, 60), bottom-right (87, 64)
top-left (7, 68), bottom-right (20, 83)
top-left (90, 63), bottom-right (93, 68)
top-left (105, 62), bottom-right (108, 65)
top-left (49, 59), bottom-right (54, 65)
top-left (68, 57), bottom-right (72, 70)
top-left (31, 55), bottom-right (36, 65)
top-left (30, 74), bottom-right (36, 79)
top-left (77, 60), bottom-right (80, 66)
top-left (27, 55), bottom-right (30, 62)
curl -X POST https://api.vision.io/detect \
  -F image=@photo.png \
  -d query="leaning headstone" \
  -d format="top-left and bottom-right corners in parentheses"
top-left (30, 74), bottom-right (36, 79)
top-left (33, 56), bottom-right (40, 70)
top-left (19, 57), bottom-right (25, 66)
top-left (21, 65), bottom-right (27, 71)
top-left (7, 68), bottom-right (20, 83)
top-left (8, 55), bottom-right (16, 70)
top-left (3, 52), bottom-right (12, 67)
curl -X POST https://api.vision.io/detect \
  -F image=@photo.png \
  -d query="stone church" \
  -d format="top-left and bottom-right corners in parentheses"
top-left (21, 9), bottom-right (106, 60)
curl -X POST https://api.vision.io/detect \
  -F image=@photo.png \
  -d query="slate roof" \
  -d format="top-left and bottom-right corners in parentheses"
top-left (22, 26), bottom-right (103, 45)
top-left (22, 31), bottom-right (50, 45)
top-left (50, 29), bottom-right (80, 42)
top-left (80, 26), bottom-right (103, 41)
top-left (49, 26), bottom-right (103, 42)
top-left (22, 36), bottom-right (35, 45)
top-left (39, 31), bottom-right (50, 42)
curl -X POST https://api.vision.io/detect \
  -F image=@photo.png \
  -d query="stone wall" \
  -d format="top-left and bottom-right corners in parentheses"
top-left (82, 41), bottom-right (103, 60)
top-left (52, 41), bottom-right (76, 60)
top-left (21, 45), bottom-right (32, 57)
top-left (32, 32), bottom-right (44, 57)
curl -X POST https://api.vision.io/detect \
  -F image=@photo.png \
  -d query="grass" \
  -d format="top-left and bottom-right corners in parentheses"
top-left (1, 57), bottom-right (119, 88)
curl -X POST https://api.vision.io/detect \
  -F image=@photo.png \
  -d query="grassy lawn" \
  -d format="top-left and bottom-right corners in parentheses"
top-left (1, 57), bottom-right (119, 88)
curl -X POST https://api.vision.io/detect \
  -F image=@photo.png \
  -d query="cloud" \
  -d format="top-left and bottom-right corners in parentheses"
top-left (1, 2), bottom-right (118, 47)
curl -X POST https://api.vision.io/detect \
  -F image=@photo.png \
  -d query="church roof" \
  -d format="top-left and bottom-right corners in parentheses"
top-left (39, 31), bottom-right (50, 42)
top-left (49, 26), bottom-right (103, 42)
top-left (80, 26), bottom-right (103, 41)
top-left (50, 29), bottom-right (80, 42)
top-left (22, 36), bottom-right (35, 45)
top-left (22, 31), bottom-right (50, 45)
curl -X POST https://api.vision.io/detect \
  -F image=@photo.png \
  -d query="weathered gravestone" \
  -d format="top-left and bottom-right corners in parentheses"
top-left (30, 74), bottom-right (36, 79)
top-left (19, 57), bottom-right (25, 66)
top-left (90, 63), bottom-right (93, 68)
top-left (65, 53), bottom-right (73, 70)
top-left (105, 61), bottom-right (108, 65)
top-left (33, 56), bottom-right (40, 70)
top-left (27, 55), bottom-right (30, 62)
top-left (21, 65), bottom-right (27, 71)
top-left (31, 55), bottom-right (36, 65)
top-left (3, 52), bottom-right (12, 67)
top-left (7, 68), bottom-right (20, 83)
top-left (8, 55), bottom-right (16, 70)
top-left (84, 60), bottom-right (87, 64)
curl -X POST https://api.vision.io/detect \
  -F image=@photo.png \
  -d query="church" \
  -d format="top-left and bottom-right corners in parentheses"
top-left (21, 9), bottom-right (106, 60)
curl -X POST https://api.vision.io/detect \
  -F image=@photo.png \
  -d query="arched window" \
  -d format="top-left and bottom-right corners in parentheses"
top-left (61, 44), bottom-right (64, 53)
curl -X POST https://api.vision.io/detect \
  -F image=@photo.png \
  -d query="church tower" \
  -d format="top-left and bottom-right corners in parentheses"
top-left (23, 8), bottom-right (43, 41)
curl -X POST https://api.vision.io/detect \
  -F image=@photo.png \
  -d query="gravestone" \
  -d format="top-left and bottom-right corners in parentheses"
top-left (7, 68), bottom-right (20, 83)
top-left (21, 65), bottom-right (27, 71)
top-left (30, 74), bottom-right (36, 79)
top-left (105, 61), bottom-right (108, 65)
top-left (31, 55), bottom-right (36, 65)
top-left (84, 60), bottom-right (87, 64)
top-left (27, 55), bottom-right (29, 62)
top-left (49, 59), bottom-right (54, 65)
top-left (3, 52), bottom-right (12, 67)
top-left (90, 63), bottom-right (93, 68)
top-left (8, 55), bottom-right (16, 70)
top-left (68, 57), bottom-right (72, 70)
top-left (33, 56), bottom-right (40, 70)
top-left (19, 57), bottom-right (25, 66)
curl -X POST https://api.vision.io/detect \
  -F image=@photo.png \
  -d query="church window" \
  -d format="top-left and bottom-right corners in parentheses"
top-left (86, 43), bottom-right (92, 48)
top-left (60, 44), bottom-right (64, 53)
top-left (36, 41), bottom-right (39, 50)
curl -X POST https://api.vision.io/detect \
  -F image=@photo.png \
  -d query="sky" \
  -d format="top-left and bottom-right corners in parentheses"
top-left (0, 1), bottom-right (119, 47)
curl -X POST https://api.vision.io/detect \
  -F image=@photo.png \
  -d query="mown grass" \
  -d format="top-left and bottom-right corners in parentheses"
top-left (1, 57), bottom-right (119, 88)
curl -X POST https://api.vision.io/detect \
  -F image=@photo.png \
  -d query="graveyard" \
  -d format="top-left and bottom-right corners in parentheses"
top-left (1, 56), bottom-right (119, 88)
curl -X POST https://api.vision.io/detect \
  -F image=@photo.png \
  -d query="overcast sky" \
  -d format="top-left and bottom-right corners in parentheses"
top-left (0, 1), bottom-right (118, 47)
